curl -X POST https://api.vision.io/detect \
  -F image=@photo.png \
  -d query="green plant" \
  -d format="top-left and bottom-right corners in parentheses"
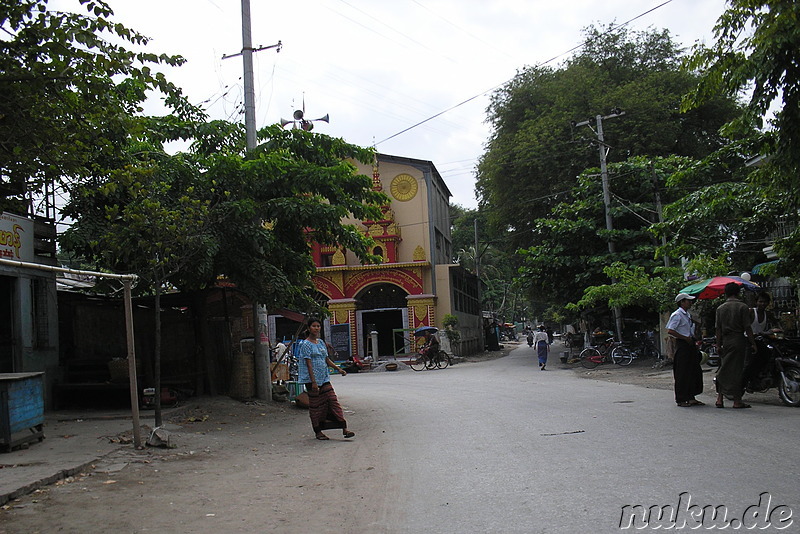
top-left (442, 314), bottom-right (461, 345)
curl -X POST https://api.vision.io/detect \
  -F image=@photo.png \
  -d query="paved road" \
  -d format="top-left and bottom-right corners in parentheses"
top-left (3, 343), bottom-right (797, 533)
top-left (344, 342), bottom-right (800, 533)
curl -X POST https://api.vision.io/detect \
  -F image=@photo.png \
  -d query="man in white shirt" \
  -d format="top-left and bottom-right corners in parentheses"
top-left (666, 293), bottom-right (704, 407)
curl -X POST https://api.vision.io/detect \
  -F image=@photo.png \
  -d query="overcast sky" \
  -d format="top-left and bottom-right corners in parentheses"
top-left (58, 0), bottom-right (727, 208)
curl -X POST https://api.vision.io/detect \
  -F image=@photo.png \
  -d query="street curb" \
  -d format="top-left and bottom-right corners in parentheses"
top-left (1, 403), bottom-right (191, 506)
top-left (0, 457), bottom-right (109, 506)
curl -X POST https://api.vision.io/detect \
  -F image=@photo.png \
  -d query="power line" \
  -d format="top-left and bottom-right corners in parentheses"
top-left (376, 0), bottom-right (675, 145)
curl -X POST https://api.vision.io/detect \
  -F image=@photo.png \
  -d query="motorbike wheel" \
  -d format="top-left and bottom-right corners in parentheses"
top-left (778, 367), bottom-right (800, 407)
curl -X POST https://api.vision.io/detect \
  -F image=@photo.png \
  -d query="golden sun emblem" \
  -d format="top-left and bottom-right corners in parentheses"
top-left (390, 174), bottom-right (418, 201)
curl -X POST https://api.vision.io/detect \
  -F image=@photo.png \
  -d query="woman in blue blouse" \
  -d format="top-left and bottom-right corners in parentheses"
top-left (297, 318), bottom-right (355, 440)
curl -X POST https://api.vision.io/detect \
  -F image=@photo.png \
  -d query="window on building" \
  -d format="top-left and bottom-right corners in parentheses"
top-left (451, 270), bottom-right (479, 315)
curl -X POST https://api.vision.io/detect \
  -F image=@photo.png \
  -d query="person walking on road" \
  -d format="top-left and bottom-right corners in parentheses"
top-left (666, 293), bottom-right (704, 407)
top-left (715, 282), bottom-right (758, 409)
top-left (297, 318), bottom-right (356, 440)
top-left (532, 325), bottom-right (549, 370)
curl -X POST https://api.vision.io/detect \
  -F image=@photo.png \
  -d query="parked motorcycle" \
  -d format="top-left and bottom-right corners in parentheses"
top-left (698, 336), bottom-right (720, 367)
top-left (743, 335), bottom-right (800, 407)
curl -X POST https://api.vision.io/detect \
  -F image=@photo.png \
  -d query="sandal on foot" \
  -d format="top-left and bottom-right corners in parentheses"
top-left (715, 401), bottom-right (724, 408)
top-left (732, 403), bottom-right (752, 409)
top-left (688, 400), bottom-right (705, 406)
top-left (316, 433), bottom-right (330, 440)
top-left (343, 431), bottom-right (355, 439)
top-left (676, 401), bottom-right (692, 407)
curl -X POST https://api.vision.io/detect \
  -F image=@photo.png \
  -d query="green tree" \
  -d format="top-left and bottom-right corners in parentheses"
top-left (682, 0), bottom-right (800, 278)
top-left (62, 120), bottom-right (386, 415)
top-left (0, 0), bottom-right (192, 213)
top-left (653, 146), bottom-right (780, 270)
top-left (517, 155), bottom-right (692, 318)
top-left (476, 25), bottom-right (740, 250)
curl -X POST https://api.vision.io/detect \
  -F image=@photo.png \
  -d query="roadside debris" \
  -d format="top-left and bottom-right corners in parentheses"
top-left (146, 427), bottom-right (174, 449)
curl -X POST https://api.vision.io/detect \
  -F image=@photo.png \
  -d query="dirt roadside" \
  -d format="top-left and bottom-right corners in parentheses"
top-left (0, 395), bottom-right (400, 534)
top-left (476, 340), bottom-right (784, 407)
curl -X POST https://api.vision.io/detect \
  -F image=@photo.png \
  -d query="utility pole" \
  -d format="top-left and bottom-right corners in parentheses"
top-left (223, 0), bottom-right (281, 400)
top-left (474, 217), bottom-right (485, 351)
top-left (240, 0), bottom-right (257, 150)
top-left (221, 2), bottom-right (282, 150)
top-left (473, 218), bottom-right (480, 279)
top-left (572, 109), bottom-right (625, 340)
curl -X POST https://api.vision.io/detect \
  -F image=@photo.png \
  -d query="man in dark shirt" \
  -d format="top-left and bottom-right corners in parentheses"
top-left (715, 282), bottom-right (757, 408)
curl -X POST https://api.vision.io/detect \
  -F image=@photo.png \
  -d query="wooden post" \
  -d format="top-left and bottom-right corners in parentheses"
top-left (123, 280), bottom-right (142, 449)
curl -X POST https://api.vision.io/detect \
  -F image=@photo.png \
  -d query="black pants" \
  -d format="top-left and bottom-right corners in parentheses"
top-left (673, 339), bottom-right (703, 403)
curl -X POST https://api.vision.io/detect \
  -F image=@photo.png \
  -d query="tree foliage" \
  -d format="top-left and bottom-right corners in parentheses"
top-left (62, 122), bottom-right (386, 312)
top-left (518, 155), bottom-right (693, 312)
top-left (0, 0), bottom-right (193, 213)
top-left (682, 0), bottom-right (800, 278)
top-left (683, 0), bottom-right (800, 175)
top-left (476, 25), bottom-right (741, 250)
top-left (568, 262), bottom-right (684, 314)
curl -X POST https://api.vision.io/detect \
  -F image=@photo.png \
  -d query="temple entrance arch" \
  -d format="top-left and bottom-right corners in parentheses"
top-left (355, 283), bottom-right (409, 358)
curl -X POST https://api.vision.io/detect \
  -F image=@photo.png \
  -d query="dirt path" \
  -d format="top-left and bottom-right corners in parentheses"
top-left (0, 397), bottom-right (399, 533)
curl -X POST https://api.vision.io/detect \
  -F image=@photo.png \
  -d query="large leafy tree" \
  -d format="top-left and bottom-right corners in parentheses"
top-left (476, 25), bottom-right (740, 251)
top-left (0, 0), bottom-right (192, 213)
top-left (63, 119), bottom-right (386, 415)
top-left (654, 144), bottom-right (781, 270)
top-left (682, 0), bottom-right (800, 277)
top-left (63, 119), bottom-right (386, 329)
top-left (518, 155), bottom-right (693, 320)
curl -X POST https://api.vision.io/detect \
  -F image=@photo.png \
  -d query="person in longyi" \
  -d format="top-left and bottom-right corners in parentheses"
top-left (296, 318), bottom-right (355, 440)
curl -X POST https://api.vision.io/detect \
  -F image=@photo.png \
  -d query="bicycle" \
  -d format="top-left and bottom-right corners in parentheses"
top-left (609, 331), bottom-right (661, 367)
top-left (580, 337), bottom-right (622, 369)
top-left (409, 349), bottom-right (451, 371)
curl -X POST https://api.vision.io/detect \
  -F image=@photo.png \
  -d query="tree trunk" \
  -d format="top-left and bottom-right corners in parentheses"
top-left (154, 283), bottom-right (162, 427)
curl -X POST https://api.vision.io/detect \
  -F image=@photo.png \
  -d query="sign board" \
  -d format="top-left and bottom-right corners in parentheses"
top-left (0, 212), bottom-right (34, 262)
top-left (329, 323), bottom-right (351, 361)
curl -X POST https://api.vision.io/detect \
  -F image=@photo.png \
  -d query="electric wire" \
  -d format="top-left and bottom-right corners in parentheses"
top-left (408, 0), bottom-right (520, 64)
top-left (336, 0), bottom-right (459, 63)
top-left (375, 0), bottom-right (675, 145)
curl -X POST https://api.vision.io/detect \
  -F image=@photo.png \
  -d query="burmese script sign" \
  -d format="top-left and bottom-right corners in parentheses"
top-left (329, 323), bottom-right (351, 360)
top-left (0, 212), bottom-right (33, 262)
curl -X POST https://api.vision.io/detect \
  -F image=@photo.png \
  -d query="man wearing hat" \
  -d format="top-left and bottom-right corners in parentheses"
top-left (666, 293), bottom-right (704, 407)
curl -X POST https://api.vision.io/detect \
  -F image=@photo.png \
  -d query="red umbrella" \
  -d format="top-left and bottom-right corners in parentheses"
top-left (680, 275), bottom-right (760, 300)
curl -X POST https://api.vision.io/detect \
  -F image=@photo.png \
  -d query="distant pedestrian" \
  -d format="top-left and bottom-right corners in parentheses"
top-left (715, 282), bottom-right (757, 409)
top-left (666, 293), bottom-right (704, 407)
top-left (297, 318), bottom-right (355, 440)
top-left (532, 325), bottom-right (549, 370)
